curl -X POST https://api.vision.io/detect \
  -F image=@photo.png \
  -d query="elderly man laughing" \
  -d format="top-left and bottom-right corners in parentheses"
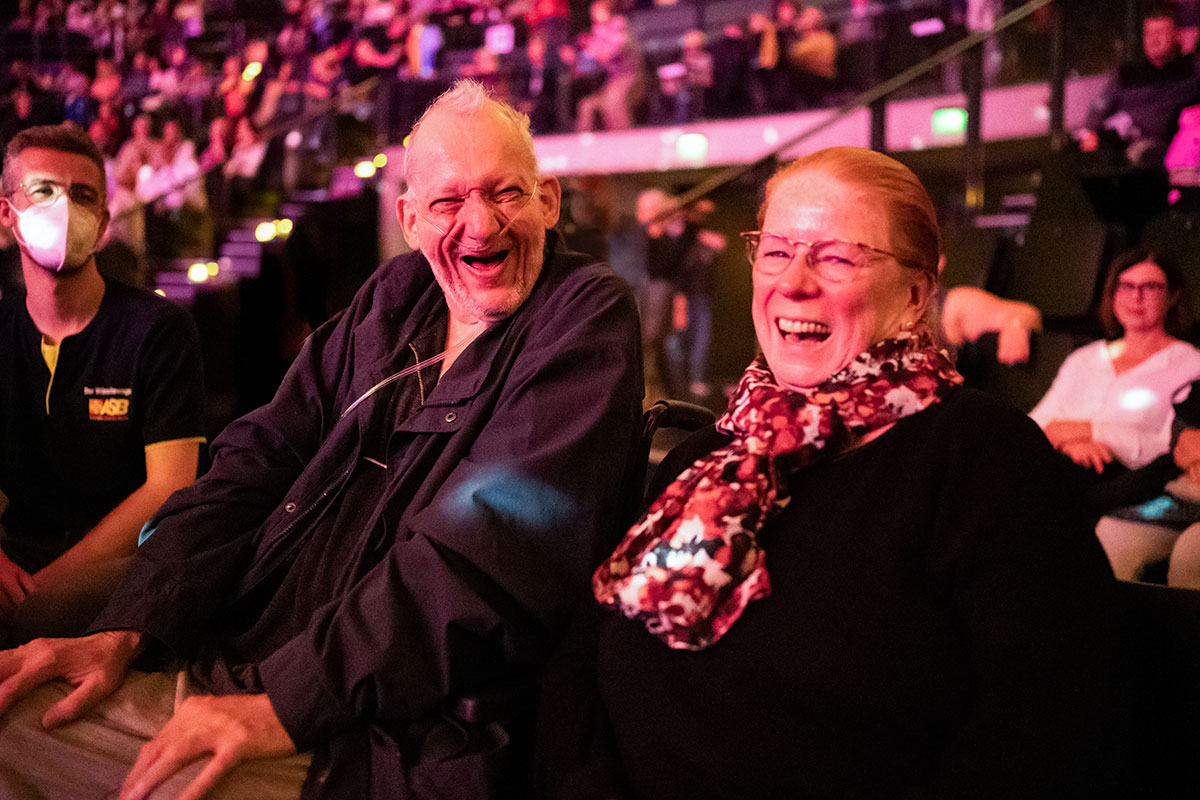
top-left (0, 80), bottom-right (643, 800)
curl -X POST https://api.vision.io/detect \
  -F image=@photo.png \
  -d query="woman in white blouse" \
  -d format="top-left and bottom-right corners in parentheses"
top-left (1030, 249), bottom-right (1200, 512)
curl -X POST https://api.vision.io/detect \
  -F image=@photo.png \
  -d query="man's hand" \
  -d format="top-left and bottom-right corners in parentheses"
top-left (1060, 440), bottom-right (1114, 473)
top-left (1042, 419), bottom-right (1093, 450)
top-left (995, 320), bottom-right (1033, 365)
top-left (0, 550), bottom-right (35, 619)
top-left (0, 630), bottom-right (141, 727)
top-left (1174, 429), bottom-right (1200, 484)
top-left (119, 694), bottom-right (297, 800)
top-left (1175, 429), bottom-right (1200, 470)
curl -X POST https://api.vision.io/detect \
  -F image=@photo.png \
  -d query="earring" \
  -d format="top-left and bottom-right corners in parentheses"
top-left (903, 320), bottom-right (915, 331)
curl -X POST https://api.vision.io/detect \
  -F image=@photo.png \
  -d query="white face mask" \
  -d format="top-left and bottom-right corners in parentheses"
top-left (12, 192), bottom-right (100, 273)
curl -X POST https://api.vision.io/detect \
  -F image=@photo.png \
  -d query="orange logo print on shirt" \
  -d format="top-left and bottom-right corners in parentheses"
top-left (85, 386), bottom-right (132, 421)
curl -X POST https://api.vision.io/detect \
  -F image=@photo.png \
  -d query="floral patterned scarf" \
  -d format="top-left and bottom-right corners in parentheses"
top-left (593, 330), bottom-right (963, 651)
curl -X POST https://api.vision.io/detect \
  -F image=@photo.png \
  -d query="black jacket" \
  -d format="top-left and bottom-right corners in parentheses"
top-left (91, 234), bottom-right (644, 797)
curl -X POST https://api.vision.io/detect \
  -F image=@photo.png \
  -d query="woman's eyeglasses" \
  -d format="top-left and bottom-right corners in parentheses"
top-left (740, 230), bottom-right (901, 283)
top-left (1115, 280), bottom-right (1168, 298)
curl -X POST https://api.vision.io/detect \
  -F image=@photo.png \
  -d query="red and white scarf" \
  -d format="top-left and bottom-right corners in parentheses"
top-left (593, 330), bottom-right (962, 650)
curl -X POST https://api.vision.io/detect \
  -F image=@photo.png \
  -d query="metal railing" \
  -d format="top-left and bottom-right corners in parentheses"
top-left (667, 0), bottom-right (1064, 219)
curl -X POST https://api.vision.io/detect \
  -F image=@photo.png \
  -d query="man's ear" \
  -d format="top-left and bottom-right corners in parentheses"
top-left (95, 207), bottom-right (111, 247)
top-left (0, 197), bottom-right (16, 231)
top-left (397, 194), bottom-right (421, 251)
top-left (537, 176), bottom-right (562, 229)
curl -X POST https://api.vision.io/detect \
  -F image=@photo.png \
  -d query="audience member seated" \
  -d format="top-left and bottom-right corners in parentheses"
top-left (137, 117), bottom-right (210, 258)
top-left (576, 3), bottom-right (645, 132)
top-left (1030, 248), bottom-right (1200, 515)
top-left (543, 146), bottom-right (1118, 799)
top-left (0, 84), bottom-right (642, 798)
top-left (114, 113), bottom-right (157, 197)
top-left (348, 2), bottom-right (406, 84)
top-left (251, 59), bottom-right (304, 132)
top-left (709, 20), bottom-right (753, 119)
top-left (144, 43), bottom-right (190, 114)
top-left (1097, 376), bottom-right (1200, 585)
top-left (512, 31), bottom-right (563, 134)
top-left (1078, 4), bottom-right (1200, 167)
top-left (941, 284), bottom-right (1043, 365)
top-left (787, 5), bottom-right (837, 108)
top-left (748, 8), bottom-right (786, 112)
top-left (89, 59), bottom-right (121, 109)
top-left (0, 88), bottom-right (45, 149)
top-left (652, 30), bottom-right (713, 125)
top-left (0, 123), bottom-right (204, 643)
top-left (223, 116), bottom-right (270, 215)
top-left (119, 51), bottom-right (154, 114)
top-left (216, 54), bottom-right (249, 119)
top-left (138, 118), bottom-right (204, 212)
top-left (56, 64), bottom-right (92, 129)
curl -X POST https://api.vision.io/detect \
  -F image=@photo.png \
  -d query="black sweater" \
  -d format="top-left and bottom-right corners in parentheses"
top-left (546, 387), bottom-right (1120, 799)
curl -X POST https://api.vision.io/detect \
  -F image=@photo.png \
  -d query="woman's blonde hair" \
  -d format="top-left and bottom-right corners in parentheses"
top-left (759, 146), bottom-right (941, 277)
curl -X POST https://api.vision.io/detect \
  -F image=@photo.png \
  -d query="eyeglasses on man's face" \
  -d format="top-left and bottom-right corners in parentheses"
top-left (740, 230), bottom-right (901, 283)
top-left (416, 184), bottom-right (539, 237)
top-left (11, 178), bottom-right (105, 214)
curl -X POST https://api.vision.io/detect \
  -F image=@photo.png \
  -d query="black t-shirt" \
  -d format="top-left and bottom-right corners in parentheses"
top-left (0, 280), bottom-right (205, 558)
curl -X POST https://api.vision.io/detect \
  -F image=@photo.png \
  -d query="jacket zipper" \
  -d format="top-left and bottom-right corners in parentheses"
top-left (238, 462), bottom-right (356, 595)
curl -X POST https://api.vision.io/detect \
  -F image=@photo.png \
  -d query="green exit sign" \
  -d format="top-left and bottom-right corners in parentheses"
top-left (932, 107), bottom-right (968, 135)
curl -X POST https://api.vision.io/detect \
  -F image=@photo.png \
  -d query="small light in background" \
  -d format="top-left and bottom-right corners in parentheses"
top-left (187, 262), bottom-right (210, 282)
top-left (354, 160), bottom-right (377, 179)
top-left (910, 17), bottom-right (945, 37)
top-left (255, 221), bottom-right (277, 242)
top-left (373, 153), bottom-right (388, 168)
top-left (676, 132), bottom-right (708, 162)
top-left (154, 288), bottom-right (166, 297)
top-left (275, 218), bottom-right (294, 236)
top-left (402, 134), bottom-right (412, 148)
top-left (206, 261), bottom-right (219, 276)
top-left (485, 23), bottom-right (514, 54)
top-left (242, 61), bottom-right (263, 81)
top-left (285, 129), bottom-right (303, 149)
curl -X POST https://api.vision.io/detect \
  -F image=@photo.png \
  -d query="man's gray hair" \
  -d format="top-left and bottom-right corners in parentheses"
top-left (402, 80), bottom-right (537, 199)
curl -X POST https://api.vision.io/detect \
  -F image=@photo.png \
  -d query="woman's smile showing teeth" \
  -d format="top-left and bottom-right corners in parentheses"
top-left (777, 318), bottom-right (831, 342)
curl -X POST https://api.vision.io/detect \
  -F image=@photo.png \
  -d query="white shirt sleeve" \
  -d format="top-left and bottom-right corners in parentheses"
top-left (1028, 342), bottom-right (1099, 430)
top-left (1092, 343), bottom-right (1200, 468)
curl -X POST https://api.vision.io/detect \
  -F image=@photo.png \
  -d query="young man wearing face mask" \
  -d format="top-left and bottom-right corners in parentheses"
top-left (0, 123), bottom-right (205, 643)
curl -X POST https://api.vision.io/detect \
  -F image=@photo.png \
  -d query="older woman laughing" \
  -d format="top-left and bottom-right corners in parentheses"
top-left (544, 147), bottom-right (1119, 799)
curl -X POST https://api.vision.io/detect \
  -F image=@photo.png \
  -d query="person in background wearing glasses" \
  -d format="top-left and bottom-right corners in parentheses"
top-left (542, 146), bottom-right (1118, 799)
top-left (0, 81), bottom-right (642, 800)
top-left (0, 123), bottom-right (204, 644)
top-left (1031, 249), bottom-right (1200, 517)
